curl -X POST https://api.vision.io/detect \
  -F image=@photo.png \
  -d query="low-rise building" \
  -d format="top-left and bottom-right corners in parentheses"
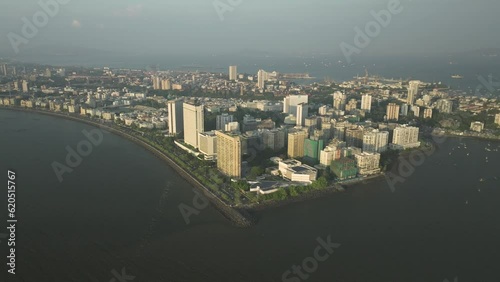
top-left (278, 159), bottom-right (318, 184)
top-left (470, 121), bottom-right (485, 133)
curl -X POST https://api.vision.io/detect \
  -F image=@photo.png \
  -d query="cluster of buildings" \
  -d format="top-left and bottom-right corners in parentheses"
top-left (3, 62), bottom-right (499, 197)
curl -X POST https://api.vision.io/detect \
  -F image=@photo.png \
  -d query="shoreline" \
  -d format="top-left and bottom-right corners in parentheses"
top-left (0, 106), bottom-right (254, 227)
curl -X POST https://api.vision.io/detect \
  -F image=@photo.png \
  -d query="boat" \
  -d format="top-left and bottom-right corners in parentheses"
top-left (451, 75), bottom-right (464, 79)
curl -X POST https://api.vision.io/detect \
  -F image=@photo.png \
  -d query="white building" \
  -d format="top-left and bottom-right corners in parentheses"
top-left (392, 125), bottom-right (420, 150)
top-left (198, 131), bottom-right (218, 161)
top-left (183, 102), bottom-right (204, 149)
top-left (363, 129), bottom-right (389, 153)
top-left (296, 103), bottom-right (308, 127)
top-left (168, 99), bottom-right (183, 135)
top-left (361, 94), bottom-right (372, 113)
top-left (495, 113), bottom-right (500, 126)
top-left (283, 95), bottom-right (309, 117)
top-left (278, 159), bottom-right (318, 184)
top-left (407, 80), bottom-right (420, 105)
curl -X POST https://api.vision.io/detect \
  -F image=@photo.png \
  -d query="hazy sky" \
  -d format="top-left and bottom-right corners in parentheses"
top-left (1, 0), bottom-right (499, 59)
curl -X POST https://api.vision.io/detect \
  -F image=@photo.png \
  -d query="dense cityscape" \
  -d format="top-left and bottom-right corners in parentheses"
top-left (1, 61), bottom-right (499, 210)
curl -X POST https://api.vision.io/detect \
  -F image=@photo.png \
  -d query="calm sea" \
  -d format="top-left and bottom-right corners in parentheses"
top-left (1, 109), bottom-right (499, 282)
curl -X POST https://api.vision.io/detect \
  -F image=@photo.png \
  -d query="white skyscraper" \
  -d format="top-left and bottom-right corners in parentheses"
top-left (333, 91), bottom-right (346, 110)
top-left (407, 80), bottom-right (420, 105)
top-left (283, 95), bottom-right (309, 117)
top-left (229, 66), bottom-right (237, 81)
top-left (392, 126), bottom-right (420, 149)
top-left (363, 130), bottom-right (389, 153)
top-left (361, 94), bottom-right (372, 112)
top-left (257, 69), bottom-right (267, 89)
top-left (296, 103), bottom-right (308, 126)
top-left (183, 102), bottom-right (205, 149)
top-left (167, 99), bottom-right (184, 135)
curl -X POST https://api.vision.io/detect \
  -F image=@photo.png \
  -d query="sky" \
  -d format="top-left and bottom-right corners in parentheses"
top-left (0, 0), bottom-right (499, 61)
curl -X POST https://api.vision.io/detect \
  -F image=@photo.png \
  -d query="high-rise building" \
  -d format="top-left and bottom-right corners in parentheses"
top-left (345, 126), bottom-right (364, 148)
top-left (287, 129), bottom-right (308, 158)
top-left (296, 103), bottom-right (308, 126)
top-left (361, 94), bottom-right (372, 112)
top-left (411, 105), bottom-right (420, 118)
top-left (183, 102), bottom-right (204, 148)
top-left (400, 103), bottom-right (409, 116)
top-left (152, 76), bottom-right (161, 90)
top-left (407, 80), bottom-right (420, 105)
top-left (198, 131), bottom-right (218, 161)
top-left (216, 131), bottom-right (242, 178)
top-left (161, 79), bottom-right (171, 90)
top-left (436, 99), bottom-right (453, 114)
top-left (1, 64), bottom-right (7, 76)
top-left (320, 145), bottom-right (343, 167)
top-left (225, 122), bottom-right (240, 132)
top-left (333, 91), bottom-right (346, 110)
top-left (345, 99), bottom-right (357, 112)
top-left (229, 66), bottom-right (237, 81)
top-left (283, 95), bottom-right (309, 116)
top-left (495, 114), bottom-right (500, 126)
top-left (392, 125), bottom-right (420, 149)
top-left (318, 105), bottom-right (329, 116)
top-left (331, 158), bottom-right (358, 180)
top-left (257, 69), bottom-right (267, 89)
top-left (304, 138), bottom-right (325, 163)
top-left (22, 80), bottom-right (29, 93)
top-left (216, 113), bottom-right (234, 130)
top-left (423, 108), bottom-right (433, 119)
top-left (386, 103), bottom-right (400, 121)
top-left (167, 99), bottom-right (184, 135)
top-left (263, 129), bottom-right (286, 151)
top-left (354, 152), bottom-right (381, 175)
top-left (333, 123), bottom-right (347, 141)
top-left (363, 129), bottom-right (389, 153)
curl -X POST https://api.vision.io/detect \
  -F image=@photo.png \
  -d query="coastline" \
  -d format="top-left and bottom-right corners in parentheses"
top-left (0, 106), bottom-right (254, 227)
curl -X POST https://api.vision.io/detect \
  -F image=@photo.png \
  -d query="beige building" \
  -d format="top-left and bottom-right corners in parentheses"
top-left (495, 113), bottom-right (500, 126)
top-left (470, 121), bottom-right (485, 133)
top-left (423, 108), bottom-right (433, 119)
top-left (183, 102), bottom-right (204, 149)
top-left (287, 129), bottom-right (308, 158)
top-left (229, 65), bottom-right (237, 81)
top-left (386, 103), bottom-right (400, 121)
top-left (355, 152), bottom-right (381, 175)
top-left (407, 80), bottom-right (420, 105)
top-left (216, 131), bottom-right (242, 178)
top-left (361, 94), bottom-right (372, 112)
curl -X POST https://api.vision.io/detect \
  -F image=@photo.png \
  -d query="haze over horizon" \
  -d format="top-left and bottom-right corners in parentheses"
top-left (1, 0), bottom-right (499, 63)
